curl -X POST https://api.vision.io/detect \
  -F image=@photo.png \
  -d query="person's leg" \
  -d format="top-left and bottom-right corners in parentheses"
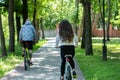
top-left (60, 46), bottom-right (66, 80)
top-left (21, 47), bottom-right (25, 56)
top-left (28, 41), bottom-right (33, 65)
top-left (68, 45), bottom-right (77, 78)
top-left (66, 45), bottom-right (75, 70)
top-left (22, 47), bottom-right (25, 51)
top-left (28, 49), bottom-right (32, 60)
top-left (28, 49), bottom-right (33, 65)
top-left (71, 55), bottom-right (77, 78)
top-left (61, 57), bottom-right (66, 76)
top-left (69, 57), bottom-right (75, 69)
top-left (21, 41), bottom-right (26, 57)
top-left (69, 56), bottom-right (77, 77)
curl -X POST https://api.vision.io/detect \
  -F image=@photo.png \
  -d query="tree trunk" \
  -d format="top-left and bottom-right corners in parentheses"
top-left (8, 0), bottom-right (15, 52)
top-left (32, 0), bottom-right (40, 42)
top-left (0, 14), bottom-right (7, 57)
top-left (81, 9), bottom-right (85, 49)
top-left (22, 0), bottom-right (28, 24)
top-left (33, 0), bottom-right (36, 27)
top-left (74, 0), bottom-right (79, 34)
top-left (40, 18), bottom-right (45, 39)
top-left (92, 13), bottom-right (100, 34)
top-left (16, 14), bottom-right (21, 42)
top-left (80, 0), bottom-right (93, 55)
top-left (107, 0), bottom-right (110, 41)
top-left (85, 1), bottom-right (93, 55)
top-left (36, 19), bottom-right (40, 42)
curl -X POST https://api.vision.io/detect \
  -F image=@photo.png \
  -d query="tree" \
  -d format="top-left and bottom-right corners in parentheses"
top-left (107, 0), bottom-right (111, 41)
top-left (0, 14), bottom-right (7, 57)
top-left (8, 0), bottom-right (15, 52)
top-left (33, 0), bottom-right (37, 27)
top-left (22, 0), bottom-right (28, 24)
top-left (32, 0), bottom-right (40, 42)
top-left (15, 15), bottom-right (21, 41)
top-left (77, 9), bottom-right (84, 42)
top-left (73, 0), bottom-right (79, 34)
top-left (40, 18), bottom-right (45, 39)
top-left (80, 0), bottom-right (93, 55)
top-left (81, 10), bottom-right (85, 49)
top-left (14, 0), bottom-right (22, 41)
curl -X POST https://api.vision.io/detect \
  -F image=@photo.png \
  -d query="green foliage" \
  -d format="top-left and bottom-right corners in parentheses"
top-left (109, 0), bottom-right (120, 27)
top-left (2, 15), bottom-right (9, 39)
top-left (111, 12), bottom-right (120, 27)
top-left (75, 38), bottom-right (120, 80)
top-left (92, 0), bottom-right (120, 28)
top-left (71, 4), bottom-right (83, 25)
top-left (0, 0), bottom-right (8, 13)
top-left (14, 0), bottom-right (22, 14)
top-left (91, 0), bottom-right (100, 14)
top-left (32, 0), bottom-right (83, 29)
top-left (0, 54), bottom-right (22, 78)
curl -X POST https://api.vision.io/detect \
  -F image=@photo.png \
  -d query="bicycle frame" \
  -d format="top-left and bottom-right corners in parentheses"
top-left (64, 54), bottom-right (73, 80)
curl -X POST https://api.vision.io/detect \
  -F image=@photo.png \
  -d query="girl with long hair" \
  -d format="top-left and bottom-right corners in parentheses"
top-left (55, 19), bottom-right (78, 80)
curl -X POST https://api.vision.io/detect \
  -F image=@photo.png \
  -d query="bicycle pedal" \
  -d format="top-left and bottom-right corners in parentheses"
top-left (28, 61), bottom-right (33, 66)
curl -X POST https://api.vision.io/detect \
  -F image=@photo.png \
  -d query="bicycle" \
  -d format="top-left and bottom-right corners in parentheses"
top-left (64, 54), bottom-right (73, 80)
top-left (23, 43), bottom-right (30, 71)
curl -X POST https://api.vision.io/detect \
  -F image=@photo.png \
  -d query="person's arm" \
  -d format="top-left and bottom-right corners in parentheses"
top-left (55, 33), bottom-right (60, 47)
top-left (32, 26), bottom-right (36, 42)
top-left (19, 27), bottom-right (23, 42)
top-left (73, 33), bottom-right (78, 47)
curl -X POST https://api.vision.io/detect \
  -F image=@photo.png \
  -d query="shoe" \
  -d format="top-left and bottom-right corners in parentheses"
top-left (28, 61), bottom-right (33, 66)
top-left (73, 71), bottom-right (77, 78)
top-left (60, 76), bottom-right (64, 80)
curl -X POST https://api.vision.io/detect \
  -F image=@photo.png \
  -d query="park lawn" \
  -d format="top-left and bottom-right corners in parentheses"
top-left (0, 39), bottom-right (47, 78)
top-left (75, 38), bottom-right (120, 80)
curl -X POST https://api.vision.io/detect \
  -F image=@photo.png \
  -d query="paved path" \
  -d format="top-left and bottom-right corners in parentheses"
top-left (1, 38), bottom-right (85, 80)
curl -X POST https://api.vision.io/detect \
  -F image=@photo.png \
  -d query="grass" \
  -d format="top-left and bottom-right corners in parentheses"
top-left (0, 39), bottom-right (47, 78)
top-left (75, 38), bottom-right (120, 80)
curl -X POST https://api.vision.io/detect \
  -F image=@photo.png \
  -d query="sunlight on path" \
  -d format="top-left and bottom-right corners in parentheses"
top-left (1, 38), bottom-right (85, 80)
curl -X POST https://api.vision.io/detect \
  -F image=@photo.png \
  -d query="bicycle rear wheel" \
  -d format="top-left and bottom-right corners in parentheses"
top-left (24, 59), bottom-right (28, 70)
top-left (24, 51), bottom-right (29, 70)
top-left (66, 66), bottom-right (72, 80)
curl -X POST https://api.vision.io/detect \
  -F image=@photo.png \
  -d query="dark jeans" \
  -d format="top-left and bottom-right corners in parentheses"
top-left (60, 45), bottom-right (75, 76)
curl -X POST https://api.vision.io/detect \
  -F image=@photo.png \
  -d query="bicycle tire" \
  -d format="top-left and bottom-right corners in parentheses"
top-left (66, 66), bottom-right (72, 80)
top-left (24, 50), bottom-right (29, 70)
top-left (24, 59), bottom-right (28, 70)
